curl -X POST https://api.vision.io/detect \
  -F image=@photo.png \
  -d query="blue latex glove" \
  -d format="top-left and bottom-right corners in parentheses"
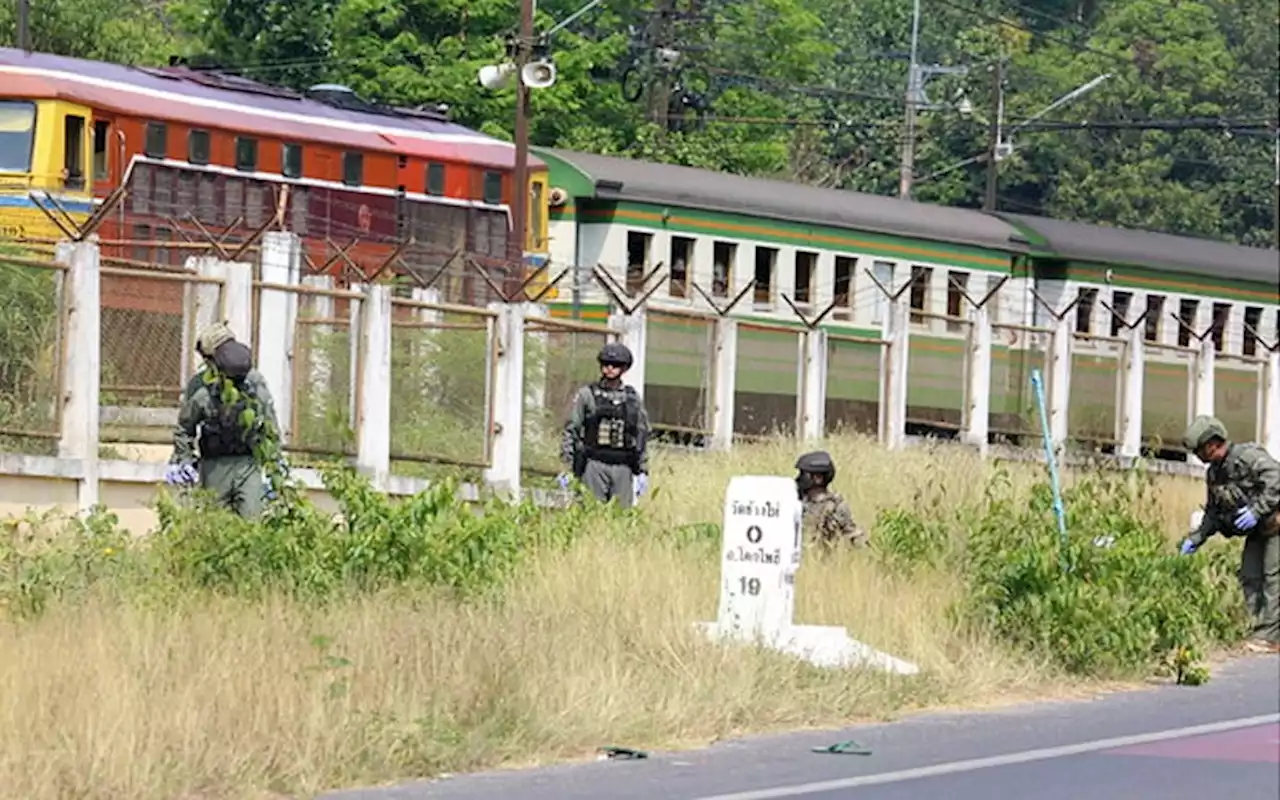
top-left (1180, 537), bottom-right (1198, 556)
top-left (635, 473), bottom-right (649, 497)
top-left (556, 472), bottom-right (571, 490)
top-left (1235, 506), bottom-right (1258, 530)
top-left (264, 480), bottom-right (278, 502)
top-left (165, 462), bottom-right (198, 487)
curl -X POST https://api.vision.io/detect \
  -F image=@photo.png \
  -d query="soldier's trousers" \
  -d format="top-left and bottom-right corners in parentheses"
top-left (1240, 512), bottom-right (1280, 644)
top-left (581, 459), bottom-right (636, 509)
top-left (199, 455), bottom-right (264, 519)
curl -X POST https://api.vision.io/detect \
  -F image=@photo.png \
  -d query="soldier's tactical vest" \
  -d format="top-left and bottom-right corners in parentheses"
top-left (1207, 443), bottom-right (1272, 536)
top-left (583, 383), bottom-right (642, 465)
top-left (199, 375), bottom-right (259, 459)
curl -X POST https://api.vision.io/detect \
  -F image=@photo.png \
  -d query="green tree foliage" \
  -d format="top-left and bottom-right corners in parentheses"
top-left (2, 0), bottom-right (1274, 243)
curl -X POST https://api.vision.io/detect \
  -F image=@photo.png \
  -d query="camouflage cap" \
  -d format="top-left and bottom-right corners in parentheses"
top-left (795, 450), bottom-right (836, 476)
top-left (196, 322), bottom-right (236, 355)
top-left (1182, 415), bottom-right (1228, 453)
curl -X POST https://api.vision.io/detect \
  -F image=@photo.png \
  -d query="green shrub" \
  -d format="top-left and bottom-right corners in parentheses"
top-left (871, 465), bottom-right (1246, 679)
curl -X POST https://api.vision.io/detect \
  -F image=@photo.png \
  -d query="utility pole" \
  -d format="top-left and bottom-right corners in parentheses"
top-left (648, 0), bottom-right (677, 137)
top-left (17, 0), bottom-right (31, 51)
top-left (984, 59), bottom-right (1004, 212)
top-left (1272, 126), bottom-right (1278, 251)
top-left (898, 0), bottom-right (922, 198)
top-left (509, 0), bottom-right (535, 282)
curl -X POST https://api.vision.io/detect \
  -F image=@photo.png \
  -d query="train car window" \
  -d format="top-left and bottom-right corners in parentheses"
top-left (1143, 295), bottom-right (1164, 342)
top-left (946, 271), bottom-right (968, 333)
top-left (482, 170), bottom-right (502, 204)
top-left (1109, 291), bottom-right (1132, 337)
top-left (1075, 287), bottom-right (1097, 334)
top-left (235, 137), bottom-right (258, 172)
top-left (144, 121), bottom-right (167, 159)
top-left (833, 256), bottom-right (856, 319)
top-left (794, 251), bottom-right (817, 305)
top-left (92, 120), bottom-right (110, 181)
top-left (188, 129), bottom-right (210, 165)
top-left (909, 265), bottom-right (931, 324)
top-left (670, 236), bottom-right (695, 298)
top-left (713, 241), bottom-right (736, 299)
top-left (0, 100), bottom-right (37, 173)
top-left (1210, 302), bottom-right (1230, 352)
top-left (343, 152), bottom-right (363, 186)
top-left (62, 115), bottom-right (86, 190)
top-left (281, 143), bottom-right (303, 178)
top-left (1243, 307), bottom-right (1262, 356)
top-left (626, 231), bottom-right (651, 296)
top-left (1177, 298), bottom-right (1199, 346)
top-left (753, 246), bottom-right (777, 307)
top-left (426, 162), bottom-right (445, 195)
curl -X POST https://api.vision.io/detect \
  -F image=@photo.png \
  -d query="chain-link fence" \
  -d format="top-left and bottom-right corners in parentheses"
top-left (906, 311), bottom-right (970, 432)
top-left (825, 332), bottom-right (883, 436)
top-left (99, 263), bottom-right (224, 448)
top-left (1215, 352), bottom-right (1264, 446)
top-left (989, 323), bottom-right (1051, 443)
top-left (1141, 343), bottom-right (1192, 453)
top-left (290, 284), bottom-right (361, 458)
top-left (388, 295), bottom-right (496, 476)
top-left (645, 308), bottom-right (715, 445)
top-left (0, 251), bottom-right (65, 455)
top-left (733, 321), bottom-right (801, 440)
top-left (1068, 332), bottom-right (1123, 451)
top-left (522, 315), bottom-right (617, 478)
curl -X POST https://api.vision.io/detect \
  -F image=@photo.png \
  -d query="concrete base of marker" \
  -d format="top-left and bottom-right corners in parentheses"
top-left (694, 621), bottom-right (920, 676)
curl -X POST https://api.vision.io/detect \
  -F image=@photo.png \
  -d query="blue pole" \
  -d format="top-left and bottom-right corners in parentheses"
top-left (1030, 368), bottom-right (1069, 569)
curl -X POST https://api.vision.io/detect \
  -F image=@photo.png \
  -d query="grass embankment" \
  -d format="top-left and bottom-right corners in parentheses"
top-left (0, 435), bottom-right (1250, 800)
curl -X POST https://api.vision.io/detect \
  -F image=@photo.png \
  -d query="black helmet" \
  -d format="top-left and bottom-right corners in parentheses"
top-left (795, 450), bottom-right (836, 480)
top-left (598, 341), bottom-right (634, 368)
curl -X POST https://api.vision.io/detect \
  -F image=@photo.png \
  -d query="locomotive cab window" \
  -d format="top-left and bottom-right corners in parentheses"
top-left (343, 151), bottom-right (363, 186)
top-left (235, 137), bottom-right (258, 172)
top-left (282, 143), bottom-right (303, 178)
top-left (482, 170), bottom-right (502, 204)
top-left (187, 129), bottom-right (210, 165)
top-left (426, 162), bottom-right (445, 195)
top-left (144, 121), bottom-right (167, 159)
top-left (0, 100), bottom-right (37, 173)
top-left (62, 114), bottom-right (86, 190)
top-left (92, 120), bottom-right (110, 181)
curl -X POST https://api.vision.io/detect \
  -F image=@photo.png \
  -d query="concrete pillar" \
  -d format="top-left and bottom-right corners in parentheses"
top-left (524, 303), bottom-right (548, 440)
top-left (56, 239), bottom-right (101, 512)
top-left (1047, 314), bottom-right (1072, 449)
top-left (255, 232), bottom-right (301, 444)
top-left (1192, 335), bottom-right (1215, 420)
top-left (878, 296), bottom-right (909, 450)
top-left (710, 316), bottom-right (738, 451)
top-left (1262, 347), bottom-right (1280, 455)
top-left (797, 327), bottom-right (827, 442)
top-left (1118, 322), bottom-right (1145, 458)
top-left (356, 283), bottom-right (392, 490)
top-left (609, 306), bottom-right (648, 396)
top-left (483, 303), bottom-right (526, 499)
top-left (961, 302), bottom-right (992, 452)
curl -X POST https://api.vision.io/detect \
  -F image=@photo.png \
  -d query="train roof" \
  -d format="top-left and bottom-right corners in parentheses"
top-left (0, 48), bottom-right (543, 172)
top-left (535, 147), bottom-right (1032, 255)
top-left (997, 213), bottom-right (1279, 287)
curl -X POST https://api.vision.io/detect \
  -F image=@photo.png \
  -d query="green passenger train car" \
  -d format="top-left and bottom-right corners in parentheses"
top-left (532, 146), bottom-right (1280, 458)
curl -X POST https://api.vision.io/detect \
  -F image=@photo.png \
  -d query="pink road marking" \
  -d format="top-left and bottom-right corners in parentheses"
top-left (1107, 724), bottom-right (1280, 764)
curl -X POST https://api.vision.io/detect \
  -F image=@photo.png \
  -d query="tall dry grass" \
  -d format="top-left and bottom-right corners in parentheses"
top-left (0, 435), bottom-right (1207, 800)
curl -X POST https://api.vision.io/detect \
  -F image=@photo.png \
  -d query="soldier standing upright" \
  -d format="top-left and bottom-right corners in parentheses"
top-left (1180, 415), bottom-right (1280, 654)
top-left (165, 322), bottom-right (282, 519)
top-left (558, 342), bottom-right (651, 508)
top-left (795, 450), bottom-right (869, 548)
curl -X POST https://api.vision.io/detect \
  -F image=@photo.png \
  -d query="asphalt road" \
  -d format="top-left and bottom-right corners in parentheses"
top-left (323, 655), bottom-right (1280, 800)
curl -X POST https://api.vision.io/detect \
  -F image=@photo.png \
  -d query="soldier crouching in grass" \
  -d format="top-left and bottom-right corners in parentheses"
top-left (165, 322), bottom-right (283, 520)
top-left (794, 450), bottom-right (869, 549)
top-left (1179, 415), bottom-right (1280, 654)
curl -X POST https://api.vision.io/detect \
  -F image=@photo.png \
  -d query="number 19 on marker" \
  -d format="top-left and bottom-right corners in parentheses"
top-left (739, 576), bottom-right (761, 596)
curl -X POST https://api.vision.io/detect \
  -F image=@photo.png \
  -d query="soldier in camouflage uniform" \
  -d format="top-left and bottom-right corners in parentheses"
top-left (558, 342), bottom-right (651, 508)
top-left (1180, 415), bottom-right (1280, 654)
top-left (165, 322), bottom-right (281, 520)
top-left (794, 450), bottom-right (868, 549)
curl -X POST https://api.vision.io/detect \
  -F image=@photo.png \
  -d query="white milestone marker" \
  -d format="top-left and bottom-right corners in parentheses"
top-left (696, 475), bottom-right (920, 676)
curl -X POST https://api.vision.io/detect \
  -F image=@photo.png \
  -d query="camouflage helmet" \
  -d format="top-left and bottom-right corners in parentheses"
top-left (795, 450), bottom-right (836, 481)
top-left (196, 322), bottom-right (236, 356)
top-left (1182, 415), bottom-right (1229, 453)
top-left (598, 341), bottom-right (634, 368)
